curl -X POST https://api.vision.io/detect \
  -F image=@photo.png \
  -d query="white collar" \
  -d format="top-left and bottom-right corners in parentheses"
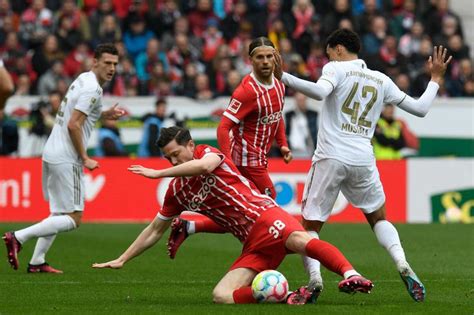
top-left (250, 72), bottom-right (275, 89)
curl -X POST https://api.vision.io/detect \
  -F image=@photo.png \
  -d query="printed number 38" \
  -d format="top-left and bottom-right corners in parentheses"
top-left (268, 220), bottom-right (286, 239)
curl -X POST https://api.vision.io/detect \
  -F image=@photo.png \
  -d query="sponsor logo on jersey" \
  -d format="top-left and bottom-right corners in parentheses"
top-left (228, 98), bottom-right (242, 114)
top-left (188, 175), bottom-right (217, 211)
top-left (259, 111), bottom-right (282, 125)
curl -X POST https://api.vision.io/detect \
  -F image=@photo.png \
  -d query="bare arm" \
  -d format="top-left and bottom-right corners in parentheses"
top-left (68, 109), bottom-right (99, 170)
top-left (92, 217), bottom-right (171, 269)
top-left (128, 153), bottom-right (223, 179)
top-left (397, 46), bottom-right (452, 117)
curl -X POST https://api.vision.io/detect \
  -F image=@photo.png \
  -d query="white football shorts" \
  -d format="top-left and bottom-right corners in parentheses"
top-left (42, 161), bottom-right (85, 213)
top-left (301, 158), bottom-right (385, 221)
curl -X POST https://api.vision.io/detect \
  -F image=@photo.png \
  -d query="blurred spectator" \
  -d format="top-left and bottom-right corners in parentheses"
top-left (373, 104), bottom-right (419, 160)
top-left (187, 0), bottom-right (219, 37)
top-left (31, 34), bottom-right (63, 79)
top-left (37, 60), bottom-right (69, 96)
top-left (167, 33), bottom-right (201, 84)
top-left (370, 35), bottom-right (408, 78)
top-left (228, 21), bottom-right (253, 57)
top-left (389, 0), bottom-right (416, 39)
top-left (355, 0), bottom-right (384, 36)
top-left (322, 0), bottom-right (353, 36)
top-left (193, 73), bottom-right (215, 101)
top-left (432, 14), bottom-right (458, 48)
top-left (0, 32), bottom-right (25, 71)
top-left (285, 92), bottom-right (318, 158)
top-left (161, 16), bottom-right (202, 52)
top-left (408, 36), bottom-right (432, 79)
top-left (398, 21), bottom-right (424, 57)
top-left (25, 90), bottom-right (61, 156)
top-left (138, 98), bottom-right (167, 157)
top-left (447, 34), bottom-right (470, 62)
top-left (148, 0), bottom-right (181, 38)
top-left (395, 73), bottom-right (412, 94)
top-left (209, 57), bottom-right (233, 96)
top-left (123, 16), bottom-right (154, 62)
top-left (362, 15), bottom-right (387, 55)
top-left (268, 19), bottom-right (288, 51)
top-left (306, 43), bottom-right (328, 81)
top-left (0, 108), bottom-right (18, 155)
top-left (462, 76), bottom-right (474, 97)
top-left (0, 0), bottom-right (20, 44)
top-left (55, 15), bottom-right (82, 53)
top-left (135, 38), bottom-right (169, 91)
top-left (95, 117), bottom-right (127, 157)
top-left (412, 59), bottom-right (432, 97)
top-left (54, 0), bottom-right (91, 43)
top-left (63, 42), bottom-right (92, 78)
top-left (201, 18), bottom-right (225, 63)
top-left (107, 57), bottom-right (138, 96)
top-left (446, 58), bottom-right (472, 97)
top-left (290, 0), bottom-right (314, 40)
top-left (89, 0), bottom-right (115, 44)
top-left (174, 62), bottom-right (198, 97)
top-left (423, 0), bottom-right (463, 39)
top-left (223, 69), bottom-right (242, 96)
top-left (221, 0), bottom-right (248, 41)
top-left (95, 14), bottom-right (122, 46)
top-left (18, 0), bottom-right (53, 49)
top-left (14, 74), bottom-right (32, 95)
top-left (295, 14), bottom-right (324, 60)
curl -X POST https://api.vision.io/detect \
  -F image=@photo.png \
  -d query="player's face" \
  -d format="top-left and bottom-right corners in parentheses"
top-left (94, 53), bottom-right (119, 83)
top-left (162, 139), bottom-right (195, 166)
top-left (251, 46), bottom-right (275, 79)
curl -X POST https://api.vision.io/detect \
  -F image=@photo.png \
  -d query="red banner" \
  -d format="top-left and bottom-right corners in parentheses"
top-left (0, 158), bottom-right (406, 223)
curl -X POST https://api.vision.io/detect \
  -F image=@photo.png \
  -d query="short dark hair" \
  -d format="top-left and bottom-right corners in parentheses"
top-left (156, 126), bottom-right (192, 148)
top-left (248, 37), bottom-right (275, 56)
top-left (326, 29), bottom-right (361, 54)
top-left (94, 43), bottom-right (119, 59)
top-left (155, 98), bottom-right (167, 107)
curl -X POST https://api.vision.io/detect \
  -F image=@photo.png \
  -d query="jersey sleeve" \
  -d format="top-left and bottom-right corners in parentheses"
top-left (157, 181), bottom-right (182, 220)
top-left (318, 62), bottom-right (342, 91)
top-left (195, 145), bottom-right (225, 165)
top-left (74, 85), bottom-right (101, 116)
top-left (383, 77), bottom-right (407, 105)
top-left (222, 86), bottom-right (254, 124)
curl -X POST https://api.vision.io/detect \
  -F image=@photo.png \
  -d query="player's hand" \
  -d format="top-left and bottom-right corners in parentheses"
top-left (128, 165), bottom-right (160, 179)
top-left (84, 158), bottom-right (99, 170)
top-left (428, 45), bottom-right (452, 85)
top-left (103, 103), bottom-right (125, 120)
top-left (273, 51), bottom-right (283, 80)
top-left (280, 146), bottom-right (292, 164)
top-left (92, 259), bottom-right (124, 269)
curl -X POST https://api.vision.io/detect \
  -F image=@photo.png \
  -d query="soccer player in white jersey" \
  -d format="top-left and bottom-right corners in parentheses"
top-left (273, 29), bottom-right (452, 302)
top-left (0, 58), bottom-right (14, 110)
top-left (3, 43), bottom-right (125, 273)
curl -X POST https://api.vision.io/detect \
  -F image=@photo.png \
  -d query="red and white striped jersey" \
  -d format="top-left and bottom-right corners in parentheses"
top-left (158, 144), bottom-right (278, 242)
top-left (222, 73), bottom-right (286, 167)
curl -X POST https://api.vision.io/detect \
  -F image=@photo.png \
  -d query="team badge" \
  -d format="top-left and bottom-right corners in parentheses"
top-left (227, 98), bottom-right (242, 114)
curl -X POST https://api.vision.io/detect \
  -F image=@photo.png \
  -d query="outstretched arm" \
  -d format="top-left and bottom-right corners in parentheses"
top-left (92, 217), bottom-right (171, 269)
top-left (273, 51), bottom-right (332, 100)
top-left (397, 46), bottom-right (452, 117)
top-left (128, 153), bottom-right (223, 179)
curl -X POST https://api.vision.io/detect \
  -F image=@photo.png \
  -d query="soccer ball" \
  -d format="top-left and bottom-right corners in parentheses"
top-left (251, 270), bottom-right (289, 303)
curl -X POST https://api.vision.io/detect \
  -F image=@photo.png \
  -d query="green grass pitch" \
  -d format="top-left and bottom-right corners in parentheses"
top-left (0, 223), bottom-right (472, 314)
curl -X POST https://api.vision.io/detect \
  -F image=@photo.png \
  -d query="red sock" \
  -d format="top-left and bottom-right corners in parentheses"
top-left (195, 216), bottom-right (227, 233)
top-left (305, 238), bottom-right (354, 276)
top-left (232, 286), bottom-right (257, 304)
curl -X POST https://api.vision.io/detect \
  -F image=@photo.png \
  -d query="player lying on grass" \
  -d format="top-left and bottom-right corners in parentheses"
top-left (93, 126), bottom-right (374, 304)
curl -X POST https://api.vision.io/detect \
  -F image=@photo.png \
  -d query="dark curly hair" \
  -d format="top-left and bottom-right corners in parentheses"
top-left (326, 29), bottom-right (361, 54)
top-left (94, 43), bottom-right (119, 59)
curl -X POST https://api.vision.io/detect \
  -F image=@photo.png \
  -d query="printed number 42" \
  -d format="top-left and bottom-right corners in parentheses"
top-left (268, 220), bottom-right (286, 239)
top-left (341, 83), bottom-right (377, 128)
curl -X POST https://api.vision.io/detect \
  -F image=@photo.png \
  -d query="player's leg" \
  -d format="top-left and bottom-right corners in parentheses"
top-left (0, 61), bottom-right (14, 110)
top-left (300, 159), bottom-right (345, 291)
top-left (237, 165), bottom-right (276, 198)
top-left (286, 230), bottom-right (374, 294)
top-left (167, 215), bottom-right (226, 259)
top-left (212, 267), bottom-right (257, 304)
top-left (344, 163), bottom-right (425, 301)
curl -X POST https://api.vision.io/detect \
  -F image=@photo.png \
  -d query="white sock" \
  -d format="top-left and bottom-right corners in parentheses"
top-left (29, 235), bottom-right (57, 265)
top-left (303, 231), bottom-right (322, 280)
top-left (373, 220), bottom-right (407, 269)
top-left (187, 221), bottom-right (196, 234)
top-left (343, 270), bottom-right (361, 279)
top-left (15, 214), bottom-right (77, 244)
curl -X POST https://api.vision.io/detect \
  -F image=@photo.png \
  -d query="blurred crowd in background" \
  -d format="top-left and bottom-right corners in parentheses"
top-left (0, 0), bottom-right (472, 99)
top-left (0, 0), bottom-right (472, 159)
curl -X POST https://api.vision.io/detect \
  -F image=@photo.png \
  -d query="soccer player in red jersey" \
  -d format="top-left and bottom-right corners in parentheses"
top-left (93, 127), bottom-right (373, 304)
top-left (166, 37), bottom-right (294, 255)
top-left (218, 36), bottom-right (292, 199)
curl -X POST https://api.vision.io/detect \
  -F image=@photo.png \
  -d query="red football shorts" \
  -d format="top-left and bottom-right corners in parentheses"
top-left (229, 207), bottom-right (305, 272)
top-left (237, 165), bottom-right (276, 199)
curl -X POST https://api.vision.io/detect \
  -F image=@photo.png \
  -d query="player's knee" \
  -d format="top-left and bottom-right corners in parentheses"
top-left (286, 231), bottom-right (312, 254)
top-left (67, 212), bottom-right (82, 228)
top-left (302, 218), bottom-right (324, 233)
top-left (212, 287), bottom-right (233, 304)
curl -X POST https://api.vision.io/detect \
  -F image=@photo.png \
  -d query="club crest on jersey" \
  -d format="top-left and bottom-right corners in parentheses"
top-left (260, 111), bottom-right (282, 124)
top-left (227, 98), bottom-right (242, 114)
